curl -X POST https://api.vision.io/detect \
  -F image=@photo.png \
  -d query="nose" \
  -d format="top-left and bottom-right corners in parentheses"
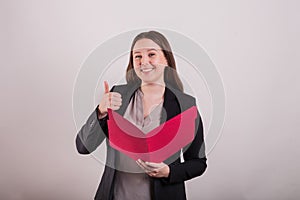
top-left (141, 55), bottom-right (150, 65)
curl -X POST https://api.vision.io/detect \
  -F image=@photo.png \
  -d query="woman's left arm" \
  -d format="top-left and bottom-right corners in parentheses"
top-left (137, 110), bottom-right (207, 183)
top-left (163, 110), bottom-right (207, 184)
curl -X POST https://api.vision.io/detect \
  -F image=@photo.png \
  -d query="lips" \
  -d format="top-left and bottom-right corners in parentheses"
top-left (140, 67), bottom-right (155, 72)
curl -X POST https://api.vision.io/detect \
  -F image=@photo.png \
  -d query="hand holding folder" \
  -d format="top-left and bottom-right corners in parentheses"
top-left (107, 106), bottom-right (197, 162)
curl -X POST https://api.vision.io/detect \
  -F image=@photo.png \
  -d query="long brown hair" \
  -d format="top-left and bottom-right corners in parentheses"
top-left (126, 31), bottom-right (184, 92)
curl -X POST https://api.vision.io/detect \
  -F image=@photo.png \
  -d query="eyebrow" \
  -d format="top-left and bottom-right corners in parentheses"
top-left (133, 48), bottom-right (159, 54)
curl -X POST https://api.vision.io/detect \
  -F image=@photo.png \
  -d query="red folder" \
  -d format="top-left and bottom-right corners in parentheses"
top-left (107, 106), bottom-right (197, 162)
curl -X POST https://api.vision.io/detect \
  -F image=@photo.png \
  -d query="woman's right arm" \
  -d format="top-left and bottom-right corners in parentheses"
top-left (75, 83), bottom-right (121, 154)
top-left (75, 106), bottom-right (109, 154)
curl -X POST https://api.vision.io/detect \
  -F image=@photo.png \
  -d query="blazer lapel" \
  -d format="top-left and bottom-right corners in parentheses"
top-left (114, 83), bottom-right (140, 116)
top-left (113, 83), bottom-right (182, 124)
top-left (161, 87), bottom-right (181, 123)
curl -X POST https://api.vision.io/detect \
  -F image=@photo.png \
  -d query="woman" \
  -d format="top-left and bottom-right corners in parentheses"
top-left (76, 31), bottom-right (207, 200)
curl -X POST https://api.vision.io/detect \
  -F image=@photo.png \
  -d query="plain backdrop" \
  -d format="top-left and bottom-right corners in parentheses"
top-left (1, 0), bottom-right (299, 199)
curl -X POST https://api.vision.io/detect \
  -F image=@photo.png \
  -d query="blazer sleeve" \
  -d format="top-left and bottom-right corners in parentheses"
top-left (75, 86), bottom-right (114, 154)
top-left (163, 110), bottom-right (207, 184)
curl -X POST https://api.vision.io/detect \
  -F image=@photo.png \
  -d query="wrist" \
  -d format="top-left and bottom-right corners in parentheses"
top-left (164, 165), bottom-right (170, 178)
top-left (97, 105), bottom-right (107, 119)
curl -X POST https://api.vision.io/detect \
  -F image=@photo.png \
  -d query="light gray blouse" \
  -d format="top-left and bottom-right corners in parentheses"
top-left (113, 88), bottom-right (164, 200)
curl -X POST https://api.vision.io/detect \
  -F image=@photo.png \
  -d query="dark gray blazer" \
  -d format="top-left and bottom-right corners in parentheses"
top-left (75, 83), bottom-right (207, 200)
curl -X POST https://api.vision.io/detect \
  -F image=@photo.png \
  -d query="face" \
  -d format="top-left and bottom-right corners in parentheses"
top-left (132, 38), bottom-right (168, 85)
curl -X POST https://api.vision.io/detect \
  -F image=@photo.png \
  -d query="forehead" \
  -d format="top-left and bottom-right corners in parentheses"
top-left (133, 38), bottom-right (161, 52)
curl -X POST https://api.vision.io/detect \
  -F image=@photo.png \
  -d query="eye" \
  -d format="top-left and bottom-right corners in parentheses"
top-left (134, 55), bottom-right (142, 59)
top-left (148, 53), bottom-right (156, 57)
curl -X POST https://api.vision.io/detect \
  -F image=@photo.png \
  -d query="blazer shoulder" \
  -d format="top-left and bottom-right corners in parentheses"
top-left (171, 88), bottom-right (196, 108)
top-left (111, 84), bottom-right (130, 93)
top-left (181, 92), bottom-right (196, 104)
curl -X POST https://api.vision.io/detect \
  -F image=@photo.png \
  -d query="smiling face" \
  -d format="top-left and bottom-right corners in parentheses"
top-left (132, 38), bottom-right (168, 86)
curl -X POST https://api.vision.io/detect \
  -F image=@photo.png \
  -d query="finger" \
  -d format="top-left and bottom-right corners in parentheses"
top-left (106, 95), bottom-right (112, 109)
top-left (140, 162), bottom-right (160, 171)
top-left (136, 160), bottom-right (146, 170)
top-left (109, 99), bottom-right (122, 110)
top-left (110, 95), bottom-right (122, 102)
top-left (104, 81), bottom-right (109, 94)
top-left (136, 159), bottom-right (148, 169)
top-left (148, 171), bottom-right (160, 178)
top-left (110, 92), bottom-right (122, 98)
top-left (106, 94), bottom-right (120, 105)
top-left (136, 160), bottom-right (151, 173)
top-left (148, 172), bottom-right (156, 177)
top-left (144, 161), bottom-right (166, 169)
top-left (111, 99), bottom-right (122, 105)
top-left (110, 99), bottom-right (122, 106)
top-left (110, 105), bottom-right (121, 111)
top-left (137, 159), bottom-right (154, 172)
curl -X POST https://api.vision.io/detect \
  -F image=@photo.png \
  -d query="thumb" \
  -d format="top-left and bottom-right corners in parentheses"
top-left (104, 81), bottom-right (109, 94)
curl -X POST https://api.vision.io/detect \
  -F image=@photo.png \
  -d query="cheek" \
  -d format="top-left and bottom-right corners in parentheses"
top-left (156, 55), bottom-right (167, 65)
top-left (161, 58), bottom-right (168, 65)
top-left (133, 60), bottom-right (140, 68)
top-left (133, 64), bottom-right (140, 74)
top-left (150, 58), bottom-right (163, 65)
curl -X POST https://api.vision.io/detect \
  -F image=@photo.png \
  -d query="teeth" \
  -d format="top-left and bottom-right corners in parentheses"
top-left (141, 68), bottom-right (154, 72)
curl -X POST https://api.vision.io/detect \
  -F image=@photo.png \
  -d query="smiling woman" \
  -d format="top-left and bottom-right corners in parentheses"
top-left (132, 39), bottom-right (167, 85)
top-left (75, 30), bottom-right (207, 200)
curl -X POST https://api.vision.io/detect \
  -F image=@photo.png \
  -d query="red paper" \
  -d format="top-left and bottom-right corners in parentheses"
top-left (107, 106), bottom-right (197, 162)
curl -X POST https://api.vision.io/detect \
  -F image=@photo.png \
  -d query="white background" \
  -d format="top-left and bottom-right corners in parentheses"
top-left (1, 0), bottom-right (299, 199)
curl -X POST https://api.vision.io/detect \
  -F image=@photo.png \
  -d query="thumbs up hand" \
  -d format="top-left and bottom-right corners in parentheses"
top-left (98, 81), bottom-right (122, 117)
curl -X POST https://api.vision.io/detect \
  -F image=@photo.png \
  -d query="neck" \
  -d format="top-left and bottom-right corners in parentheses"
top-left (140, 82), bottom-right (165, 97)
